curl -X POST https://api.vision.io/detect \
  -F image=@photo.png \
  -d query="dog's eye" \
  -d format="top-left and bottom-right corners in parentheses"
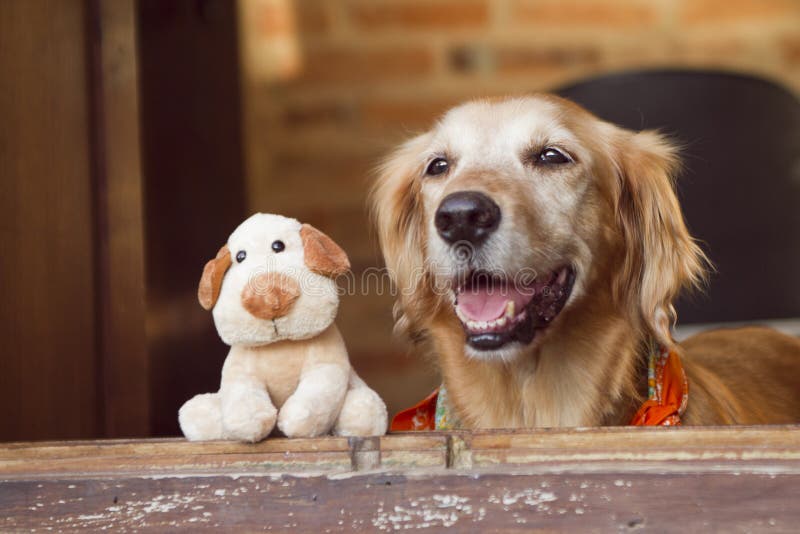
top-left (236, 250), bottom-right (246, 263)
top-left (538, 148), bottom-right (570, 165)
top-left (425, 157), bottom-right (449, 176)
top-left (271, 240), bottom-right (285, 253)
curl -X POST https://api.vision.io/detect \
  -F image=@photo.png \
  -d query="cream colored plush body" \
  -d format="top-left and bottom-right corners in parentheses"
top-left (179, 213), bottom-right (387, 442)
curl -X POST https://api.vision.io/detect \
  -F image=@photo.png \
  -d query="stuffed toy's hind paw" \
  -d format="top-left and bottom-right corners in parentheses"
top-left (179, 393), bottom-right (223, 441)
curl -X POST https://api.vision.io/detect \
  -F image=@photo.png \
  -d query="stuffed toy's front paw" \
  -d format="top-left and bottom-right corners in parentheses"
top-left (221, 385), bottom-right (277, 442)
top-left (277, 396), bottom-right (334, 438)
top-left (179, 393), bottom-right (224, 441)
top-left (334, 386), bottom-right (388, 437)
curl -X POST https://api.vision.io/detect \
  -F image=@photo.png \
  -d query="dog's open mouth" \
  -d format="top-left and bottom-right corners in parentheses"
top-left (453, 266), bottom-right (576, 351)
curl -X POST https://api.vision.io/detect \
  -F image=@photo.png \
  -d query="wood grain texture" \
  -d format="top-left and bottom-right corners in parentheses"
top-left (88, 0), bottom-right (150, 438)
top-left (0, 0), bottom-right (99, 440)
top-left (1, 427), bottom-right (798, 531)
top-left (456, 425), bottom-right (800, 469)
top-left (136, 0), bottom-right (248, 437)
top-left (3, 471), bottom-right (797, 532)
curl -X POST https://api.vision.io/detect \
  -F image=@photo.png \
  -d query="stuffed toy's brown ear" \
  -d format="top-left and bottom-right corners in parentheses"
top-left (198, 244), bottom-right (232, 310)
top-left (300, 224), bottom-right (350, 278)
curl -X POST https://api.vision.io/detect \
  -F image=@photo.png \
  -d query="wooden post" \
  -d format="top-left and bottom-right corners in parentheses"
top-left (87, 0), bottom-right (149, 438)
top-left (0, 0), bottom-right (100, 440)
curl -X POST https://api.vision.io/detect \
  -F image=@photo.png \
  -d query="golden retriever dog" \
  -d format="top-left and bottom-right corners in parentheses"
top-left (371, 95), bottom-right (800, 428)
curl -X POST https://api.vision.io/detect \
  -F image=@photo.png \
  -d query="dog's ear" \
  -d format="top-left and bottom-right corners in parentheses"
top-left (198, 244), bottom-right (232, 310)
top-left (613, 130), bottom-right (709, 344)
top-left (300, 224), bottom-right (350, 278)
top-left (369, 133), bottom-right (433, 337)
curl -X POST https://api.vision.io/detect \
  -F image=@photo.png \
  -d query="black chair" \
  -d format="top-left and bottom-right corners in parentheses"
top-left (557, 69), bottom-right (800, 325)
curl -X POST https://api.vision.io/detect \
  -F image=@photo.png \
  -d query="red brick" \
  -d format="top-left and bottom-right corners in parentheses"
top-left (496, 46), bottom-right (601, 75)
top-left (292, 46), bottom-right (435, 84)
top-left (361, 97), bottom-right (467, 130)
top-left (671, 36), bottom-right (749, 65)
top-left (255, 0), bottom-right (294, 36)
top-left (448, 44), bottom-right (601, 76)
top-left (280, 99), bottom-right (359, 129)
top-left (247, 0), bottom-right (329, 37)
top-left (678, 0), bottom-right (800, 25)
top-left (294, 0), bottom-right (330, 33)
top-left (260, 153), bottom-right (373, 210)
top-left (512, 0), bottom-right (659, 29)
top-left (780, 35), bottom-right (800, 65)
top-left (290, 205), bottom-right (378, 265)
top-left (348, 0), bottom-right (489, 30)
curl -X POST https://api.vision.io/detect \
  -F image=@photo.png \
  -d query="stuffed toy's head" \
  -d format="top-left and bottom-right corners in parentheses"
top-left (198, 213), bottom-right (350, 346)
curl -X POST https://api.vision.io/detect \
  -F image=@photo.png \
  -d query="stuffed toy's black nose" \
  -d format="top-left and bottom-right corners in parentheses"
top-left (434, 191), bottom-right (501, 246)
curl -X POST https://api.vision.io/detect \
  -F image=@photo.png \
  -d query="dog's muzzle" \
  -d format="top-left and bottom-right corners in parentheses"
top-left (241, 272), bottom-right (300, 320)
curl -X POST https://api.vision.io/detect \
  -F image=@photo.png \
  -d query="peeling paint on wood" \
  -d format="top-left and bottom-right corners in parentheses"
top-left (2, 472), bottom-right (798, 532)
top-left (1, 425), bottom-right (799, 532)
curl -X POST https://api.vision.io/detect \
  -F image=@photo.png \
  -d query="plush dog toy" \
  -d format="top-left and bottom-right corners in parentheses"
top-left (178, 213), bottom-right (388, 442)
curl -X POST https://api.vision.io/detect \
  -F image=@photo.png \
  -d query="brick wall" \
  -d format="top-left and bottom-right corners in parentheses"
top-left (237, 0), bottom-right (800, 416)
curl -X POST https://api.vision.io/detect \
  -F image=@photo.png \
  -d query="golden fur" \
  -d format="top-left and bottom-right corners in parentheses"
top-left (371, 94), bottom-right (800, 428)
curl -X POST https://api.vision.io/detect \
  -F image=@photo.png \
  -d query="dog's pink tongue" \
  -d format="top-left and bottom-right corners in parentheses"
top-left (457, 286), bottom-right (534, 321)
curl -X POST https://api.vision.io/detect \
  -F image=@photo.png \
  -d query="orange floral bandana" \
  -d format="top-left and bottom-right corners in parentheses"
top-left (629, 344), bottom-right (689, 426)
top-left (390, 389), bottom-right (440, 432)
top-left (391, 343), bottom-right (688, 431)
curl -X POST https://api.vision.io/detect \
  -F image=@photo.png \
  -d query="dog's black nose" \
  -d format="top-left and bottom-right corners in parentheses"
top-left (434, 191), bottom-right (501, 245)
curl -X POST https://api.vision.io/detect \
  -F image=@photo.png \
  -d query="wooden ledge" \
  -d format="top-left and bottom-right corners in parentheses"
top-left (1, 425), bottom-right (798, 479)
top-left (2, 426), bottom-right (799, 531)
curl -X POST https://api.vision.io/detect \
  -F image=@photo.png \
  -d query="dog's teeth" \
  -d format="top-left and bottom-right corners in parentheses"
top-left (504, 300), bottom-right (515, 319)
top-left (462, 306), bottom-right (521, 332)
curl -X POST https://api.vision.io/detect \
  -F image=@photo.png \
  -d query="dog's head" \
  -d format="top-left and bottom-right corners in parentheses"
top-left (372, 95), bottom-right (708, 361)
top-left (198, 213), bottom-right (350, 346)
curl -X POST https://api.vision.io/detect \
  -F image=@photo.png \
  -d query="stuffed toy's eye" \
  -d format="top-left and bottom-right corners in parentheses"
top-left (425, 157), bottom-right (449, 176)
top-left (236, 250), bottom-right (246, 263)
top-left (271, 240), bottom-right (285, 253)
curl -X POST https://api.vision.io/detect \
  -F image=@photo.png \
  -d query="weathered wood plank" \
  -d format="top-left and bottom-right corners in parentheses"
top-left (0, 436), bottom-right (352, 459)
top-left (465, 425), bottom-right (800, 449)
top-left (0, 438), bottom-right (354, 479)
top-left (376, 434), bottom-right (448, 470)
top-left (454, 426), bottom-right (800, 470)
top-left (0, 451), bottom-right (354, 478)
top-left (2, 470), bottom-right (798, 532)
top-left (2, 427), bottom-right (799, 531)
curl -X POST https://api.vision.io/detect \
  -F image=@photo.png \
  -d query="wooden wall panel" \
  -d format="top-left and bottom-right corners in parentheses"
top-left (0, 0), bottom-right (99, 440)
top-left (137, 0), bottom-right (248, 436)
